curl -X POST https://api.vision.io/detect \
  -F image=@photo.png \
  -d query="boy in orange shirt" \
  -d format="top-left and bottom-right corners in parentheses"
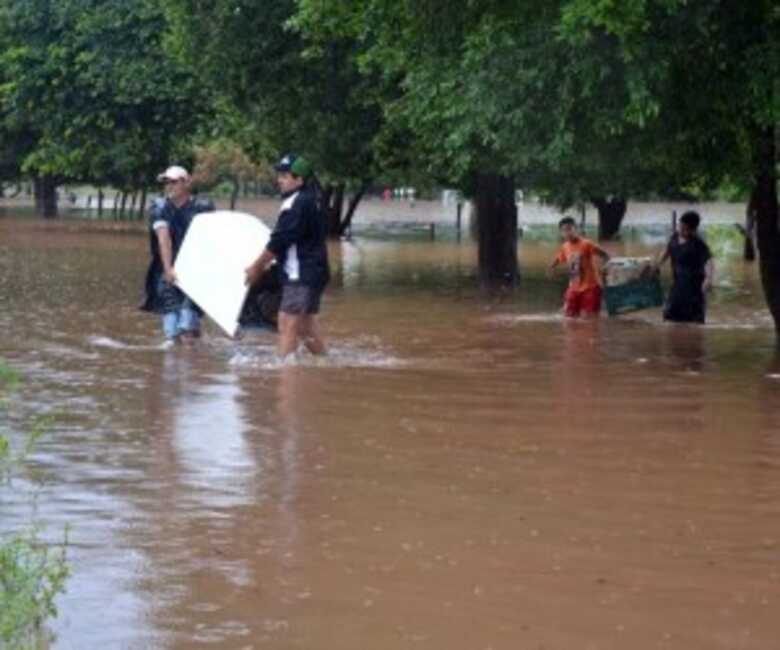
top-left (548, 217), bottom-right (610, 318)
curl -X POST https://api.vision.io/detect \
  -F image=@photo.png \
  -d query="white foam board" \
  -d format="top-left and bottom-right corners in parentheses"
top-left (174, 210), bottom-right (271, 337)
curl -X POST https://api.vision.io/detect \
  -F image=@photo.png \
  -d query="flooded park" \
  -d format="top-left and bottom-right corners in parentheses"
top-left (1, 200), bottom-right (779, 650)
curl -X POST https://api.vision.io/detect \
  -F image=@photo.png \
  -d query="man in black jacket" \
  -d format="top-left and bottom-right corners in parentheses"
top-left (140, 165), bottom-right (214, 344)
top-left (245, 154), bottom-right (329, 358)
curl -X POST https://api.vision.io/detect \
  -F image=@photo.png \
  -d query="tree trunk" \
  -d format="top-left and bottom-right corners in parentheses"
top-left (339, 182), bottom-right (369, 237)
top-left (138, 187), bottom-right (148, 220)
top-left (320, 184), bottom-right (333, 217)
top-left (326, 184), bottom-right (345, 238)
top-left (33, 178), bottom-right (43, 212)
top-left (753, 124), bottom-right (780, 337)
top-left (230, 177), bottom-right (240, 210)
top-left (119, 192), bottom-right (129, 219)
top-left (743, 187), bottom-right (758, 261)
top-left (128, 191), bottom-right (138, 218)
top-left (97, 188), bottom-right (104, 217)
top-left (592, 197), bottom-right (627, 241)
top-left (33, 175), bottom-right (58, 218)
top-left (475, 172), bottom-right (518, 288)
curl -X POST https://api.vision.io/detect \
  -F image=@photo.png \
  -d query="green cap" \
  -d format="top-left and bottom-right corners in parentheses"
top-left (275, 153), bottom-right (313, 179)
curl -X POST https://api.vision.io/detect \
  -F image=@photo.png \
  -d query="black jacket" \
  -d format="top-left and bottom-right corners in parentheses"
top-left (267, 185), bottom-right (330, 289)
top-left (140, 196), bottom-right (214, 313)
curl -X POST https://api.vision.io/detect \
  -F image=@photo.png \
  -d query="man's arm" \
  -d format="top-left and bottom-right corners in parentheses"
top-left (593, 244), bottom-right (610, 263)
top-left (155, 225), bottom-right (177, 284)
top-left (654, 241), bottom-right (672, 270)
top-left (547, 246), bottom-right (565, 277)
top-left (702, 258), bottom-right (715, 292)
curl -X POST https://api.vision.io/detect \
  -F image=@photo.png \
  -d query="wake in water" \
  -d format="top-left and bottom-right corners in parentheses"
top-left (492, 313), bottom-right (564, 324)
top-left (493, 310), bottom-right (776, 332)
top-left (87, 335), bottom-right (178, 351)
top-left (227, 338), bottom-right (406, 370)
top-left (88, 333), bottom-right (406, 372)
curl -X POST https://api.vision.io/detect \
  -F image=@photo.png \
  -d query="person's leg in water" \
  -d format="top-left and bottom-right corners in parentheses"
top-left (300, 314), bottom-right (326, 355)
top-left (277, 312), bottom-right (300, 359)
top-left (177, 298), bottom-right (201, 346)
top-left (162, 310), bottom-right (180, 345)
top-left (580, 286), bottom-right (603, 320)
top-left (563, 287), bottom-right (583, 318)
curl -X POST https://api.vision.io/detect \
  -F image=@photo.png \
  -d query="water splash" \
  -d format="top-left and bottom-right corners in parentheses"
top-left (227, 340), bottom-right (406, 370)
top-left (493, 313), bottom-right (564, 324)
top-left (87, 335), bottom-right (166, 351)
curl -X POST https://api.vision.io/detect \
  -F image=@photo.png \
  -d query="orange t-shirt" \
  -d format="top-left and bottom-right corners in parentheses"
top-left (556, 238), bottom-right (602, 292)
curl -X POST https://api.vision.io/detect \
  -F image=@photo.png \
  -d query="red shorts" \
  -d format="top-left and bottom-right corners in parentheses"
top-left (564, 286), bottom-right (603, 317)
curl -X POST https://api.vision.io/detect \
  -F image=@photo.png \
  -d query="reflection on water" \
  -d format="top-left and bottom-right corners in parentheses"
top-left (159, 356), bottom-right (257, 509)
top-left (1, 216), bottom-right (779, 650)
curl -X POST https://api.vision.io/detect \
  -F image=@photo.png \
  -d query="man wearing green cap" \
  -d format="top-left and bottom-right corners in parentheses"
top-left (245, 153), bottom-right (329, 358)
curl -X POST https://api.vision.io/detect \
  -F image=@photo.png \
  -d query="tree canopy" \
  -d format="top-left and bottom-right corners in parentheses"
top-left (0, 0), bottom-right (206, 209)
top-left (160, 0), bottom-right (384, 188)
top-left (294, 0), bottom-right (779, 319)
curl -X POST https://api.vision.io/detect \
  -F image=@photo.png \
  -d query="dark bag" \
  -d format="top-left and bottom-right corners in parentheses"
top-left (239, 263), bottom-right (282, 329)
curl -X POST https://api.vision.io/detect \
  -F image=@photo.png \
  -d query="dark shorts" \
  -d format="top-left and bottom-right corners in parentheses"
top-left (564, 286), bottom-right (603, 317)
top-left (280, 283), bottom-right (323, 315)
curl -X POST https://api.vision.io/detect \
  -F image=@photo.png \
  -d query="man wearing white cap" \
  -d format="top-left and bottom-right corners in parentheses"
top-left (140, 165), bottom-right (215, 344)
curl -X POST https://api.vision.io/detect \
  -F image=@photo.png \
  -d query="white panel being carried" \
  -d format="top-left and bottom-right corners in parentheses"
top-left (174, 210), bottom-right (271, 337)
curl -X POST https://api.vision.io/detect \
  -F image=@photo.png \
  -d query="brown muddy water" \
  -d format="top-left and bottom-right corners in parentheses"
top-left (1, 215), bottom-right (779, 650)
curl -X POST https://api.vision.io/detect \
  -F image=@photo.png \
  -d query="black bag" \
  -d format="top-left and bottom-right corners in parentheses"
top-left (239, 263), bottom-right (282, 330)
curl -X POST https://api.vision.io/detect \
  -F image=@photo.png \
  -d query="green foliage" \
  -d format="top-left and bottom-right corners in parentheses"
top-left (1, 361), bottom-right (69, 650)
top-left (0, 0), bottom-right (208, 190)
top-left (160, 0), bottom-right (384, 186)
top-left (558, 0), bottom-right (779, 184)
top-left (293, 0), bottom-right (689, 206)
top-left (702, 224), bottom-right (744, 260)
top-left (0, 531), bottom-right (69, 650)
top-left (0, 363), bottom-right (19, 394)
top-left (295, 0), bottom-right (777, 208)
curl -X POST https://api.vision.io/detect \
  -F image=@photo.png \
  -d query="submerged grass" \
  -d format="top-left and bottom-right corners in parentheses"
top-left (1, 360), bottom-right (69, 650)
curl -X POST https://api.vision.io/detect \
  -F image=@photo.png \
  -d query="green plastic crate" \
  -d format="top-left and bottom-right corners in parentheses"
top-left (604, 275), bottom-right (664, 316)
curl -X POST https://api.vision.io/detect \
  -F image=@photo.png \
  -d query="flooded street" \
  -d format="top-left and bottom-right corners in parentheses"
top-left (1, 214), bottom-right (779, 649)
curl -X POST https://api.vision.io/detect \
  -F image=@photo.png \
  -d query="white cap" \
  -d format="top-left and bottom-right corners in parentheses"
top-left (157, 165), bottom-right (189, 182)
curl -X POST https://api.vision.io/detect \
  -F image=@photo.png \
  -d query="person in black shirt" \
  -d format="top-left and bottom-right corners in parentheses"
top-left (656, 211), bottom-right (714, 323)
top-left (245, 154), bottom-right (329, 358)
top-left (140, 165), bottom-right (214, 344)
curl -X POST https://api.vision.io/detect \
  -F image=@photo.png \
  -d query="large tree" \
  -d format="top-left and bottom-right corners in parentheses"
top-left (297, 0), bottom-right (778, 310)
top-left (293, 0), bottom-right (690, 287)
top-left (294, 1), bottom-right (536, 285)
top-left (0, 0), bottom-right (205, 217)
